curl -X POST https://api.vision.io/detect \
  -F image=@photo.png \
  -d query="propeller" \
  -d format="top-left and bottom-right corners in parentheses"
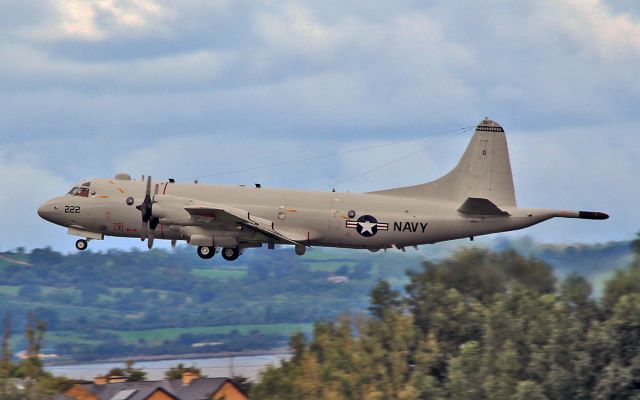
top-left (136, 176), bottom-right (160, 249)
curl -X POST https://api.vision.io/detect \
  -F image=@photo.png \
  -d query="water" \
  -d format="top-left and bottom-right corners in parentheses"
top-left (46, 354), bottom-right (289, 382)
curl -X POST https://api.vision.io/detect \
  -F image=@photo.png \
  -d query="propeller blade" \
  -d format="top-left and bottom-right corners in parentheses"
top-left (140, 222), bottom-right (148, 240)
top-left (171, 239), bottom-right (177, 248)
top-left (147, 230), bottom-right (154, 249)
top-left (149, 217), bottom-right (159, 231)
top-left (136, 176), bottom-right (153, 225)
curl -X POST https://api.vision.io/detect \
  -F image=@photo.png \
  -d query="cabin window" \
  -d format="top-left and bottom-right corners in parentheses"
top-left (66, 187), bottom-right (79, 196)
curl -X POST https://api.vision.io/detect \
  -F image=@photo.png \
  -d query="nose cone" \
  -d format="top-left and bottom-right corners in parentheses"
top-left (38, 200), bottom-right (62, 223)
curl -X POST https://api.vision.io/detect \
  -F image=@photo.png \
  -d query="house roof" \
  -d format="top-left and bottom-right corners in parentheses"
top-left (74, 377), bottom-right (233, 400)
top-left (52, 394), bottom-right (76, 400)
top-left (75, 381), bottom-right (179, 400)
top-left (167, 377), bottom-right (228, 400)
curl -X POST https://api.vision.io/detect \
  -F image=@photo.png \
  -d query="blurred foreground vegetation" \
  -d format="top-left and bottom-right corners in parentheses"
top-left (252, 235), bottom-right (640, 399)
top-left (0, 314), bottom-right (72, 399)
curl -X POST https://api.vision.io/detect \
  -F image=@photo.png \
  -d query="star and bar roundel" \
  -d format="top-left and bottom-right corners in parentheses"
top-left (346, 215), bottom-right (389, 237)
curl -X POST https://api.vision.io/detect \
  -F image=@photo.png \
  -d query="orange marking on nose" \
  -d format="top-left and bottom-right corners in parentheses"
top-left (117, 188), bottom-right (125, 194)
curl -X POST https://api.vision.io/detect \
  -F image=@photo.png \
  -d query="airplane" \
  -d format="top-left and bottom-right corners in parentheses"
top-left (37, 118), bottom-right (608, 261)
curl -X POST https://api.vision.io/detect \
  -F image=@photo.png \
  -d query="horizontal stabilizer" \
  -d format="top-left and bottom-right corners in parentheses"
top-left (458, 197), bottom-right (510, 216)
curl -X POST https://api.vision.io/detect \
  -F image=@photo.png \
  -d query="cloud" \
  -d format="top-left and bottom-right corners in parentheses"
top-left (0, 152), bottom-right (71, 250)
top-left (111, 134), bottom-right (346, 189)
top-left (561, 0), bottom-right (640, 61)
top-left (1, 0), bottom-right (639, 248)
top-left (507, 121), bottom-right (640, 242)
top-left (39, 0), bottom-right (172, 41)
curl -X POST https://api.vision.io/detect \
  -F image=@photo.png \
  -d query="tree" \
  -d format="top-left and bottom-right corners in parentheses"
top-left (483, 340), bottom-right (520, 400)
top-left (602, 264), bottom-right (640, 310)
top-left (1, 313), bottom-right (11, 375)
top-left (445, 341), bottom-right (484, 400)
top-left (289, 332), bottom-right (306, 364)
top-left (632, 231), bottom-right (640, 256)
top-left (593, 361), bottom-right (634, 399)
top-left (124, 360), bottom-right (146, 382)
top-left (29, 247), bottom-right (63, 266)
top-left (19, 313), bottom-right (46, 378)
top-left (560, 273), bottom-right (592, 306)
top-left (368, 280), bottom-right (401, 319)
top-left (107, 367), bottom-right (126, 377)
top-left (512, 381), bottom-right (548, 400)
top-left (103, 362), bottom-right (151, 383)
top-left (245, 244), bottom-right (640, 400)
top-left (164, 363), bottom-right (202, 380)
top-left (605, 293), bottom-right (640, 366)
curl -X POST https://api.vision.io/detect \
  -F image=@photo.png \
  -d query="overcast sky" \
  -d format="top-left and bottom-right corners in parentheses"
top-left (1, 0), bottom-right (638, 251)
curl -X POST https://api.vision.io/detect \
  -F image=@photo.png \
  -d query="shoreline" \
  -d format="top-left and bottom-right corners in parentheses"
top-left (44, 348), bottom-right (290, 367)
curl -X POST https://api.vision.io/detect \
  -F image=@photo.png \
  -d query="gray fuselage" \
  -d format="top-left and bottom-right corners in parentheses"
top-left (38, 177), bottom-right (556, 250)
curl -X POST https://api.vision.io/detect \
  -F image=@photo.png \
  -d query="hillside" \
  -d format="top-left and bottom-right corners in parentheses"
top-left (0, 238), bottom-right (632, 362)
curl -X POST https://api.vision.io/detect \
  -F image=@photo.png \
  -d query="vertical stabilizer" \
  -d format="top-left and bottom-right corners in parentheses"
top-left (371, 118), bottom-right (517, 207)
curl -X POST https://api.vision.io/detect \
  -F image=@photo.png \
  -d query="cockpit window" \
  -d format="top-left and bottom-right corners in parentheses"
top-left (66, 181), bottom-right (91, 196)
top-left (75, 187), bottom-right (90, 197)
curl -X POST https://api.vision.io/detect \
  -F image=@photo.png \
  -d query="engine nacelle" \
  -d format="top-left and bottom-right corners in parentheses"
top-left (153, 203), bottom-right (193, 226)
top-left (152, 195), bottom-right (213, 226)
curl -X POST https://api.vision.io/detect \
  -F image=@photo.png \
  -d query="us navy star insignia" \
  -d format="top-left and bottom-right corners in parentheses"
top-left (346, 215), bottom-right (388, 237)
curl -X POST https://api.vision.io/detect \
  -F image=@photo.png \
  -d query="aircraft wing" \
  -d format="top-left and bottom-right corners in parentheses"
top-left (184, 205), bottom-right (305, 246)
top-left (184, 205), bottom-right (248, 224)
top-left (152, 194), bottom-right (306, 246)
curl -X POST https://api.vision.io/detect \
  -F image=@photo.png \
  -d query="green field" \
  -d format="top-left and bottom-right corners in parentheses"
top-left (0, 285), bottom-right (20, 296)
top-left (44, 331), bottom-right (103, 346)
top-left (191, 268), bottom-right (247, 279)
top-left (303, 260), bottom-right (356, 272)
top-left (107, 323), bottom-right (312, 344)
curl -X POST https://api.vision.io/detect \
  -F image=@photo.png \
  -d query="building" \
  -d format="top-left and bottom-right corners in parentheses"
top-left (57, 372), bottom-right (248, 400)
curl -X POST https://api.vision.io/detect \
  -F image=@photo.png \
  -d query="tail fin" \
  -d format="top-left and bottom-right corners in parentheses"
top-left (371, 118), bottom-right (517, 207)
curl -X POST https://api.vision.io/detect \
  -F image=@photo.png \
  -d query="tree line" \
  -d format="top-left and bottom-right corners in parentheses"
top-left (0, 246), bottom-right (382, 360)
top-left (252, 236), bottom-right (640, 399)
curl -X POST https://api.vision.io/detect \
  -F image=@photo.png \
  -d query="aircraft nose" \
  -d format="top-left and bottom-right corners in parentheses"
top-left (37, 200), bottom-right (61, 221)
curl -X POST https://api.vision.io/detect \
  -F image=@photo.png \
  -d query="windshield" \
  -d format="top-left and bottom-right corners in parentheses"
top-left (66, 181), bottom-right (91, 197)
top-left (75, 187), bottom-right (90, 197)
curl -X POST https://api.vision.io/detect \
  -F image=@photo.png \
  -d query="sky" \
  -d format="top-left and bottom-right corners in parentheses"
top-left (1, 0), bottom-right (639, 251)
